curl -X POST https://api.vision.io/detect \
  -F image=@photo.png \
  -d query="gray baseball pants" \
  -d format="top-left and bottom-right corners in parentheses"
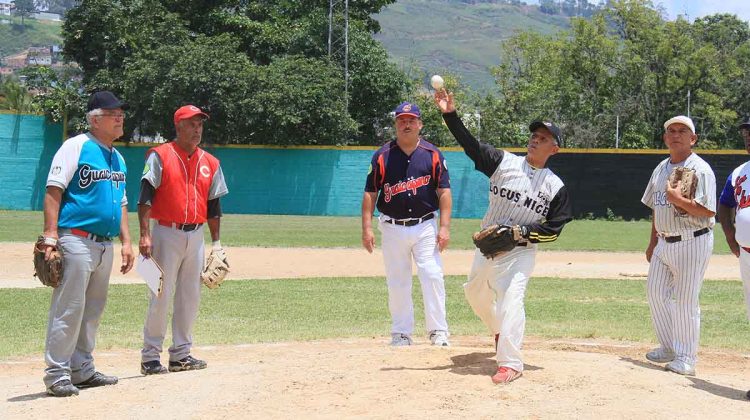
top-left (43, 234), bottom-right (113, 388)
top-left (141, 223), bottom-right (204, 363)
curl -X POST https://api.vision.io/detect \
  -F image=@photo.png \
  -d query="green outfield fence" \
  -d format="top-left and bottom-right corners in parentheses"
top-left (2, 113), bottom-right (749, 219)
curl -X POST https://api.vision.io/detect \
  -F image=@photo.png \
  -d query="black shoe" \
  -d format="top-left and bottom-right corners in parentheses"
top-left (47, 379), bottom-right (79, 397)
top-left (141, 360), bottom-right (168, 375)
top-left (168, 355), bottom-right (207, 372)
top-left (73, 371), bottom-right (118, 389)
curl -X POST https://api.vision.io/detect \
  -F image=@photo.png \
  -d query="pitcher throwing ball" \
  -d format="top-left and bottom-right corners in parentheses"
top-left (434, 90), bottom-right (572, 384)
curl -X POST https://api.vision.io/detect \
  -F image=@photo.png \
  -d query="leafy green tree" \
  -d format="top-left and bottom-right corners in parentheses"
top-left (13, 0), bottom-right (36, 25)
top-left (62, 0), bottom-right (406, 145)
top-left (17, 66), bottom-right (88, 138)
top-left (0, 76), bottom-right (37, 112)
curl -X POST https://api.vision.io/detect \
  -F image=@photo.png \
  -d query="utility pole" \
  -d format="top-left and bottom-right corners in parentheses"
top-left (328, 0), bottom-right (349, 112)
top-left (687, 89), bottom-right (691, 118)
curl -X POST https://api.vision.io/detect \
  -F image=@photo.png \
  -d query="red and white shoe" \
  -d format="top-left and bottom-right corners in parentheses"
top-left (491, 366), bottom-right (522, 384)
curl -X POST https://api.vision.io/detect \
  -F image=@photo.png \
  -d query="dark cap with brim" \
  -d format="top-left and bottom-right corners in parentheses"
top-left (529, 120), bottom-right (562, 146)
top-left (87, 91), bottom-right (128, 112)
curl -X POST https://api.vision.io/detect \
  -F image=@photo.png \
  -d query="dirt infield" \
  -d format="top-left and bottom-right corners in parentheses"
top-left (0, 243), bottom-right (743, 288)
top-left (1, 338), bottom-right (749, 418)
top-left (2, 244), bottom-right (749, 417)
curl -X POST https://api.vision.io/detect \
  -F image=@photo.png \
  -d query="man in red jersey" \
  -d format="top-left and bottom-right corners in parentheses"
top-left (137, 105), bottom-right (229, 375)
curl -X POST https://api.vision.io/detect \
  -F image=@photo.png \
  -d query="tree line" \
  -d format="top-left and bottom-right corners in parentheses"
top-left (4, 0), bottom-right (750, 149)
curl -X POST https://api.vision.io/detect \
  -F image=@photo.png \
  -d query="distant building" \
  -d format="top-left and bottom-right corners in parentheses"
top-left (27, 47), bottom-right (52, 66)
top-left (0, 0), bottom-right (12, 16)
top-left (3, 52), bottom-right (27, 69)
top-left (31, 12), bottom-right (61, 21)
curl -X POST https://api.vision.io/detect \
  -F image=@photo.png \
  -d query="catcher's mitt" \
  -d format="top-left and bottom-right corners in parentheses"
top-left (668, 166), bottom-right (697, 216)
top-left (33, 236), bottom-right (63, 287)
top-left (472, 225), bottom-right (525, 259)
top-left (201, 248), bottom-right (229, 289)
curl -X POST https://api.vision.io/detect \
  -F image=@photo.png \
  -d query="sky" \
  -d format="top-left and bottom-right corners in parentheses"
top-left (657, 0), bottom-right (750, 22)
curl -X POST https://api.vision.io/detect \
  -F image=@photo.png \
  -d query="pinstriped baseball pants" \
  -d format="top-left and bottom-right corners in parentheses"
top-left (647, 232), bottom-right (713, 366)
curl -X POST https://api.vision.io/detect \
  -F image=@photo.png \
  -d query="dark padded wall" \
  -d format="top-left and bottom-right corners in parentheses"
top-left (547, 152), bottom-right (749, 220)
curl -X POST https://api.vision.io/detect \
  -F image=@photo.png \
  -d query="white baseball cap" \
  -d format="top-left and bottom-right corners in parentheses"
top-left (663, 115), bottom-right (695, 134)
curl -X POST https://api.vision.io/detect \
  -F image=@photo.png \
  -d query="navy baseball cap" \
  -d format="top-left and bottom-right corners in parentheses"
top-left (394, 101), bottom-right (421, 119)
top-left (740, 115), bottom-right (750, 129)
top-left (87, 91), bottom-right (128, 112)
top-left (529, 120), bottom-right (562, 146)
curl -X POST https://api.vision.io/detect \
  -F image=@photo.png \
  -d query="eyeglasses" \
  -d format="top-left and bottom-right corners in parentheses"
top-left (99, 112), bottom-right (125, 119)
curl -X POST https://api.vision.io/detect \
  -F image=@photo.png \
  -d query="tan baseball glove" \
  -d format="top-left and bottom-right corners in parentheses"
top-left (668, 166), bottom-right (698, 216)
top-left (33, 236), bottom-right (63, 287)
top-left (201, 248), bottom-right (229, 289)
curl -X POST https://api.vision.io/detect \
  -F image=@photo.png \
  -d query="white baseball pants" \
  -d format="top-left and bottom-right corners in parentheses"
top-left (647, 232), bottom-right (713, 366)
top-left (378, 216), bottom-right (448, 336)
top-left (464, 246), bottom-right (536, 372)
top-left (738, 248), bottom-right (750, 320)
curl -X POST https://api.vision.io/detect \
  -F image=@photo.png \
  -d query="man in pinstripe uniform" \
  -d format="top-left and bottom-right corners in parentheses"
top-left (642, 115), bottom-right (715, 376)
top-left (434, 90), bottom-right (572, 384)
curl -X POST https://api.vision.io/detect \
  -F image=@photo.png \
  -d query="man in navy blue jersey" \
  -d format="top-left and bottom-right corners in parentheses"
top-left (361, 101), bottom-right (453, 347)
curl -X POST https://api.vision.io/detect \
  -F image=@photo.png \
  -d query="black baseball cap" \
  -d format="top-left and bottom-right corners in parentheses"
top-left (529, 120), bottom-right (563, 146)
top-left (87, 91), bottom-right (128, 112)
top-left (740, 115), bottom-right (750, 129)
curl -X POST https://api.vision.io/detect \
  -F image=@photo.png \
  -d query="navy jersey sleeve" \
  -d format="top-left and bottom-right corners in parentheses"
top-left (524, 185), bottom-right (573, 243)
top-left (437, 149), bottom-right (450, 188)
top-left (719, 173), bottom-right (737, 208)
top-left (442, 111), bottom-right (504, 177)
top-left (364, 152), bottom-right (381, 192)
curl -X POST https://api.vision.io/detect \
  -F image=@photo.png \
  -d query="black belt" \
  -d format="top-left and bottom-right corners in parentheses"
top-left (385, 213), bottom-right (435, 227)
top-left (158, 220), bottom-right (203, 232)
top-left (663, 227), bottom-right (710, 243)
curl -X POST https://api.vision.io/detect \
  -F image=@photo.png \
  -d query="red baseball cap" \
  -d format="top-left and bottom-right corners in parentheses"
top-left (174, 105), bottom-right (209, 125)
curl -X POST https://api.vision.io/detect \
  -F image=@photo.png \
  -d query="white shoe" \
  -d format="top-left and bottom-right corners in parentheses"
top-left (665, 360), bottom-right (695, 376)
top-left (429, 330), bottom-right (450, 347)
top-left (390, 333), bottom-right (412, 346)
top-left (646, 348), bottom-right (675, 363)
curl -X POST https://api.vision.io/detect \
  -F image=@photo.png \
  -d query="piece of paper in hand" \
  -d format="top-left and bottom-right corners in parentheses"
top-left (137, 255), bottom-right (164, 297)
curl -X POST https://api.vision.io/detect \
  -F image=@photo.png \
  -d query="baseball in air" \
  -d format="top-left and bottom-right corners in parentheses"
top-left (430, 75), bottom-right (444, 90)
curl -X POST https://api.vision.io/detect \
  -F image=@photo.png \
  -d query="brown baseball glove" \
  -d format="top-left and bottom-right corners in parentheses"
top-left (668, 166), bottom-right (697, 216)
top-left (472, 225), bottom-right (525, 259)
top-left (201, 248), bottom-right (230, 289)
top-left (33, 236), bottom-right (63, 288)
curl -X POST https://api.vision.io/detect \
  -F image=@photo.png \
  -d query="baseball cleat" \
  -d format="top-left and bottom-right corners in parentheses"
top-left (47, 379), bottom-right (79, 397)
top-left (168, 355), bottom-right (207, 372)
top-left (646, 348), bottom-right (675, 363)
top-left (141, 360), bottom-right (168, 375)
top-left (429, 330), bottom-right (450, 347)
top-left (390, 333), bottom-right (413, 346)
top-left (665, 360), bottom-right (695, 376)
top-left (746, 389), bottom-right (750, 400)
top-left (74, 371), bottom-right (118, 388)
top-left (492, 366), bottom-right (522, 384)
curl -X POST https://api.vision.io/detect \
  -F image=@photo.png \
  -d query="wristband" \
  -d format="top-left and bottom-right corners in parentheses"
top-left (43, 237), bottom-right (58, 246)
top-left (212, 240), bottom-right (222, 250)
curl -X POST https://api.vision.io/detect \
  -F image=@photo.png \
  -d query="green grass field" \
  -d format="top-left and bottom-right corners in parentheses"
top-left (0, 210), bottom-right (733, 253)
top-left (1, 276), bottom-right (748, 358)
top-left (1, 210), bottom-right (743, 359)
